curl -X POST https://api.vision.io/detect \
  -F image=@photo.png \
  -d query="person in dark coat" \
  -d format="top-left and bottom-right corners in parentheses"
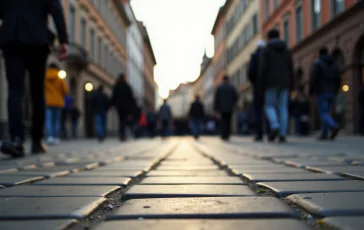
top-left (214, 76), bottom-right (238, 141)
top-left (309, 46), bottom-right (341, 140)
top-left (257, 29), bottom-right (294, 143)
top-left (91, 85), bottom-right (110, 142)
top-left (248, 40), bottom-right (266, 141)
top-left (70, 103), bottom-right (81, 139)
top-left (359, 85), bottom-right (364, 135)
top-left (189, 95), bottom-right (205, 139)
top-left (0, 0), bottom-right (68, 157)
top-left (291, 86), bottom-right (311, 136)
top-left (111, 73), bottom-right (136, 141)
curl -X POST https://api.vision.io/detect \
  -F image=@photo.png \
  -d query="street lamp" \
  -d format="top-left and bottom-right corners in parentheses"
top-left (342, 85), bottom-right (349, 92)
top-left (85, 82), bottom-right (94, 92)
top-left (58, 70), bottom-right (67, 79)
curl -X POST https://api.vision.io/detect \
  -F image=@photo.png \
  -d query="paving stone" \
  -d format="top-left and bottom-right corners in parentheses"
top-left (0, 197), bottom-right (106, 220)
top-left (286, 192), bottom-right (364, 217)
top-left (96, 219), bottom-right (311, 230)
top-left (147, 170), bottom-right (228, 177)
top-left (140, 177), bottom-right (245, 185)
top-left (0, 185), bottom-right (121, 197)
top-left (0, 220), bottom-right (78, 230)
top-left (283, 159), bottom-right (348, 168)
top-left (160, 162), bottom-right (215, 166)
top-left (342, 171), bottom-right (364, 180)
top-left (0, 167), bottom-right (17, 174)
top-left (243, 173), bottom-right (346, 182)
top-left (67, 170), bottom-right (143, 178)
top-left (232, 167), bottom-right (308, 175)
top-left (1, 169), bottom-right (70, 178)
top-left (257, 181), bottom-right (364, 197)
top-left (0, 175), bottom-right (44, 187)
top-left (124, 185), bottom-right (254, 198)
top-left (319, 217), bottom-right (364, 230)
top-left (306, 166), bottom-right (364, 174)
top-left (107, 197), bottom-right (297, 219)
top-left (102, 164), bottom-right (153, 172)
top-left (54, 162), bottom-right (100, 170)
top-left (33, 177), bottom-right (131, 187)
top-left (156, 165), bottom-right (220, 171)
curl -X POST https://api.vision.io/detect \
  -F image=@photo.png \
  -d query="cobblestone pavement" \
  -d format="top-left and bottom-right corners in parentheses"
top-left (1, 136), bottom-right (364, 230)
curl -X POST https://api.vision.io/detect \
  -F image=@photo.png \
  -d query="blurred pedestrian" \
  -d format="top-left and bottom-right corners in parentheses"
top-left (62, 95), bottom-right (74, 139)
top-left (146, 110), bottom-right (157, 138)
top-left (159, 99), bottom-right (173, 138)
top-left (359, 85), bottom-right (364, 135)
top-left (70, 103), bottom-right (81, 139)
top-left (291, 86), bottom-right (311, 136)
top-left (0, 0), bottom-right (68, 157)
top-left (189, 95), bottom-right (205, 139)
top-left (91, 85), bottom-right (110, 142)
top-left (309, 46), bottom-right (341, 140)
top-left (137, 109), bottom-right (148, 138)
top-left (248, 40), bottom-right (266, 141)
top-left (111, 73), bottom-right (136, 141)
top-left (257, 29), bottom-right (294, 143)
top-left (44, 63), bottom-right (68, 145)
top-left (214, 76), bottom-right (238, 141)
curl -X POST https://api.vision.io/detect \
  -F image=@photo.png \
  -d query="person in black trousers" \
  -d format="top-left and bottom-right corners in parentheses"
top-left (214, 76), bottom-right (238, 141)
top-left (0, 0), bottom-right (68, 157)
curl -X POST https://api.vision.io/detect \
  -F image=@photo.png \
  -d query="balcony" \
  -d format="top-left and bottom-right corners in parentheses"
top-left (65, 43), bottom-right (89, 71)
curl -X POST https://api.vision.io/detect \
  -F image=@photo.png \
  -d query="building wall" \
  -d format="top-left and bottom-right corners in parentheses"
top-left (168, 85), bottom-right (193, 119)
top-left (212, 13), bottom-right (227, 88)
top-left (204, 63), bottom-right (215, 114)
top-left (143, 41), bottom-right (156, 111)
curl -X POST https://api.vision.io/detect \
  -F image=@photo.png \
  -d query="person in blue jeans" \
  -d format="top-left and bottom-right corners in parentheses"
top-left (257, 29), bottom-right (294, 143)
top-left (310, 46), bottom-right (341, 140)
top-left (91, 85), bottom-right (110, 142)
top-left (189, 96), bottom-right (205, 139)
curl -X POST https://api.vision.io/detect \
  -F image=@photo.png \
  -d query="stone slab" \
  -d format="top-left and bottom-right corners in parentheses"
top-left (0, 167), bottom-right (17, 174)
top-left (102, 164), bottom-right (153, 172)
top-left (124, 185), bottom-right (254, 198)
top-left (243, 173), bottom-right (346, 182)
top-left (67, 170), bottom-right (143, 178)
top-left (33, 177), bottom-right (131, 187)
top-left (1, 170), bottom-right (70, 178)
top-left (319, 217), bottom-right (364, 230)
top-left (0, 185), bottom-right (121, 197)
top-left (160, 162), bottom-right (215, 166)
top-left (0, 197), bottom-right (106, 220)
top-left (0, 220), bottom-right (78, 230)
top-left (107, 197), bottom-right (298, 219)
top-left (232, 167), bottom-right (309, 175)
top-left (227, 163), bottom-right (284, 169)
top-left (286, 192), bottom-right (364, 217)
top-left (283, 159), bottom-right (348, 168)
top-left (147, 170), bottom-right (228, 177)
top-left (96, 219), bottom-right (311, 230)
top-left (306, 166), bottom-right (364, 174)
top-left (257, 181), bottom-right (364, 197)
top-left (54, 162), bottom-right (100, 170)
top-left (341, 171), bottom-right (364, 180)
top-left (140, 177), bottom-right (245, 185)
top-left (156, 165), bottom-right (219, 171)
top-left (0, 175), bottom-right (44, 187)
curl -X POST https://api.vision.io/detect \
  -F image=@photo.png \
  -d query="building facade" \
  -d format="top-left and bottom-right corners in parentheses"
top-left (168, 84), bottom-right (194, 119)
top-left (0, 0), bottom-right (131, 138)
top-left (122, 0), bottom-right (144, 107)
top-left (261, 0), bottom-right (364, 133)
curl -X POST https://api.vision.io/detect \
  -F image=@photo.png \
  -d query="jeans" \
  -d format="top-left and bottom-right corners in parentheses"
top-left (46, 107), bottom-right (62, 138)
top-left (316, 94), bottom-right (337, 138)
top-left (191, 118), bottom-right (201, 138)
top-left (265, 88), bottom-right (289, 137)
top-left (95, 113), bottom-right (107, 138)
top-left (71, 120), bottom-right (78, 139)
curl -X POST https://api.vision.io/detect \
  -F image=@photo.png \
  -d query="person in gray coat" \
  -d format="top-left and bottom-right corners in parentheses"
top-left (214, 76), bottom-right (238, 141)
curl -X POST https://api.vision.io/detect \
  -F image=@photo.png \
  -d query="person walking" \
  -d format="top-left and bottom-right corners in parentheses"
top-left (44, 63), bottom-right (68, 145)
top-left (0, 0), bottom-right (68, 157)
top-left (146, 110), bottom-right (157, 138)
top-left (70, 103), bottom-right (81, 139)
top-left (257, 29), bottom-right (294, 143)
top-left (189, 95), bottom-right (205, 139)
top-left (359, 85), bottom-right (364, 135)
top-left (111, 73), bottom-right (136, 141)
top-left (91, 85), bottom-right (110, 142)
top-left (248, 40), bottom-right (267, 141)
top-left (159, 99), bottom-right (173, 138)
top-left (309, 46), bottom-right (341, 140)
top-left (62, 95), bottom-right (73, 139)
top-left (214, 76), bottom-right (238, 141)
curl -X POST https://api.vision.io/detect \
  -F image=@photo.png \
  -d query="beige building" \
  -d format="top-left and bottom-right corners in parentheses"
top-left (0, 0), bottom-right (131, 138)
top-left (168, 84), bottom-right (194, 119)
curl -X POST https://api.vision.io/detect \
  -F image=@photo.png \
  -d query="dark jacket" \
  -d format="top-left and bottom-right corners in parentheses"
top-left (309, 55), bottom-right (341, 96)
top-left (257, 39), bottom-right (294, 93)
top-left (0, 0), bottom-right (68, 45)
top-left (189, 101), bottom-right (205, 119)
top-left (71, 107), bottom-right (81, 121)
top-left (111, 81), bottom-right (135, 114)
top-left (214, 82), bottom-right (238, 113)
top-left (91, 90), bottom-right (110, 114)
top-left (159, 104), bottom-right (172, 121)
top-left (248, 48), bottom-right (264, 86)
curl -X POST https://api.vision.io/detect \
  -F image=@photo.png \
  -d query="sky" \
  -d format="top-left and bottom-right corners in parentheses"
top-left (131, 0), bottom-right (226, 98)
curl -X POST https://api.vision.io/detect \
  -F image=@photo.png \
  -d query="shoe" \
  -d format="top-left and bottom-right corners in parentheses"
top-left (317, 136), bottom-right (329, 141)
top-left (0, 138), bottom-right (25, 158)
top-left (279, 136), bottom-right (287, 143)
top-left (254, 136), bottom-right (263, 142)
top-left (31, 141), bottom-right (48, 154)
top-left (268, 129), bottom-right (279, 142)
top-left (330, 127), bottom-right (340, 140)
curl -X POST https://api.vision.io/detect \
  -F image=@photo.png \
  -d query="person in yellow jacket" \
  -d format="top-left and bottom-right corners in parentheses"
top-left (45, 63), bottom-right (69, 145)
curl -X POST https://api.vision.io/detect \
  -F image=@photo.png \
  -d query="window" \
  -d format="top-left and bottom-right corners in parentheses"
top-left (274, 0), bottom-right (279, 9)
top-left (311, 0), bottom-right (321, 30)
top-left (283, 13), bottom-right (290, 46)
top-left (295, 4), bottom-right (304, 43)
top-left (104, 44), bottom-right (108, 69)
top-left (69, 5), bottom-right (76, 42)
top-left (98, 37), bottom-right (102, 64)
top-left (81, 18), bottom-right (86, 48)
top-left (252, 14), bottom-right (258, 36)
top-left (332, 0), bottom-right (345, 17)
top-left (265, 0), bottom-right (270, 19)
top-left (90, 29), bottom-right (95, 60)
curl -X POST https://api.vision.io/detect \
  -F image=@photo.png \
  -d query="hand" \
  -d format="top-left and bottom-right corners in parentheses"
top-left (59, 44), bottom-right (68, 61)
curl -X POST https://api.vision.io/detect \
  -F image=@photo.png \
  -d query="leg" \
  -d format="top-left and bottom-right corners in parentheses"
top-left (102, 113), bottom-right (107, 138)
top-left (71, 120), bottom-right (77, 139)
top-left (226, 113), bottom-right (232, 139)
top-left (278, 89), bottom-right (289, 137)
top-left (316, 95), bottom-right (337, 138)
top-left (45, 107), bottom-right (53, 138)
top-left (253, 97), bottom-right (263, 138)
top-left (54, 108), bottom-right (62, 139)
top-left (94, 114), bottom-right (102, 138)
top-left (117, 110), bottom-right (126, 139)
top-left (265, 88), bottom-right (280, 131)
